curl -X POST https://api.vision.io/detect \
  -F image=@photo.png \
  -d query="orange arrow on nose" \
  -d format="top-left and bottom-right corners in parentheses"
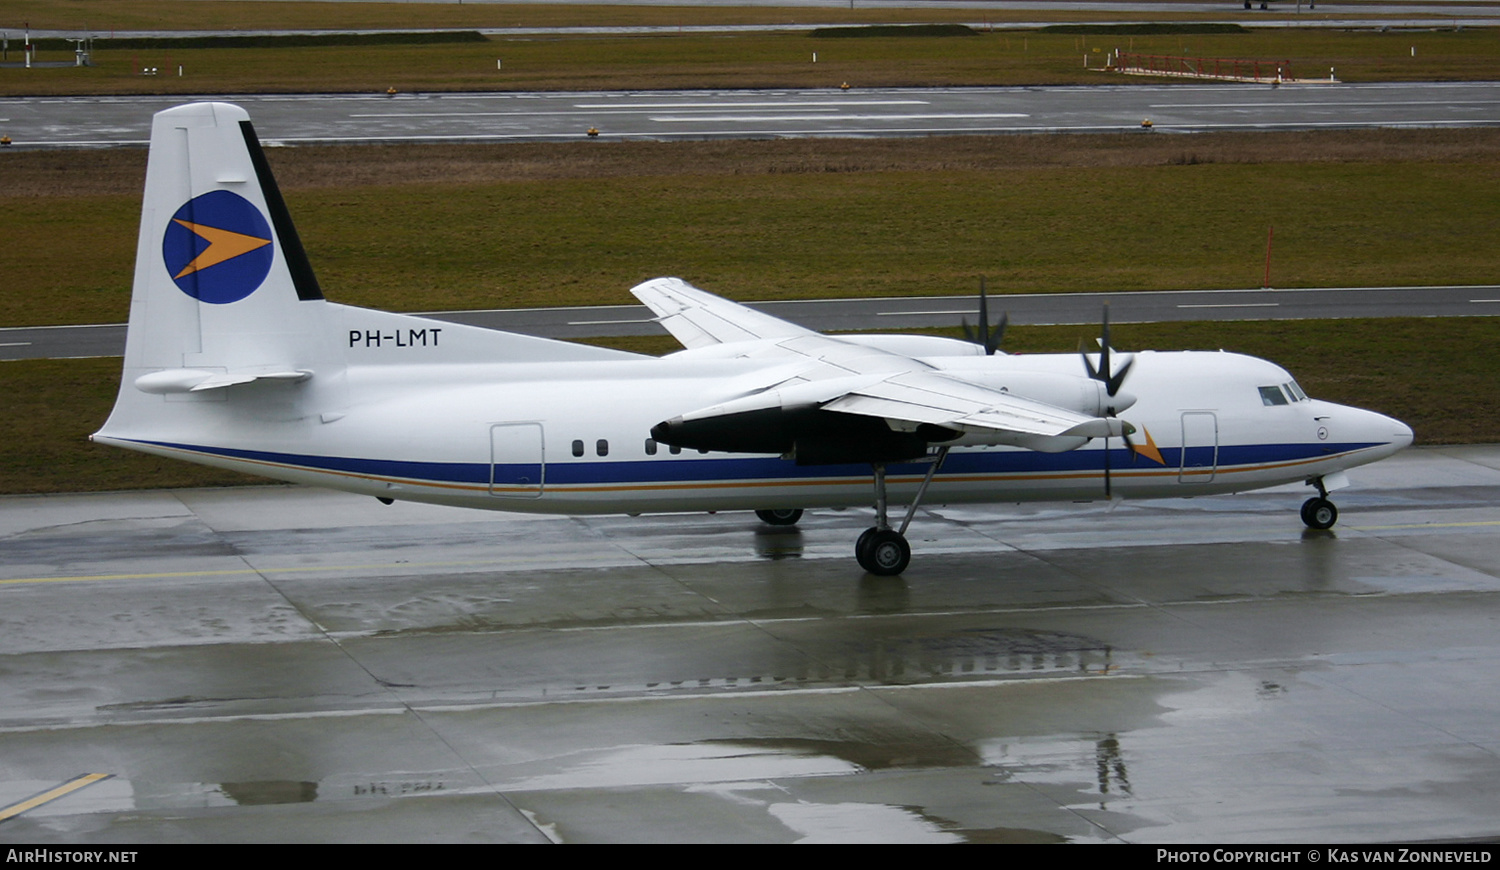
top-left (1130, 426), bottom-right (1166, 466)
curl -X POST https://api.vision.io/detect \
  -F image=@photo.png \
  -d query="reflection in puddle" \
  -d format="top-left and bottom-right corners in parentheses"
top-left (983, 732), bottom-right (1133, 811)
top-left (497, 743), bottom-right (861, 793)
top-left (219, 780), bottom-right (318, 805)
top-left (768, 800), bottom-right (963, 844)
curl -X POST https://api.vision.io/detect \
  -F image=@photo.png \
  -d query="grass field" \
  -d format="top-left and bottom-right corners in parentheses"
top-left (10, 0), bottom-right (1472, 36)
top-left (5, 23), bottom-right (1500, 95)
top-left (6, 129), bottom-right (1499, 326)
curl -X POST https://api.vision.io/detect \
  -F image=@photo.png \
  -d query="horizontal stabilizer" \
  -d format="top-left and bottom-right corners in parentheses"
top-left (134, 368), bottom-right (311, 394)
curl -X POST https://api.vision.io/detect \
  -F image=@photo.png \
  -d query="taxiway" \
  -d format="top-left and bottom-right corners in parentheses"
top-left (1, 445), bottom-right (1498, 842)
top-left (5, 284), bottom-right (1497, 361)
top-left (8, 82), bottom-right (1500, 148)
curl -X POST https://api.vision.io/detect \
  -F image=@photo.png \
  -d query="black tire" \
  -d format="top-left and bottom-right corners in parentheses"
top-left (755, 508), bottom-right (804, 526)
top-left (855, 526), bottom-right (879, 571)
top-left (859, 529), bottom-right (911, 576)
top-left (1301, 497), bottom-right (1338, 530)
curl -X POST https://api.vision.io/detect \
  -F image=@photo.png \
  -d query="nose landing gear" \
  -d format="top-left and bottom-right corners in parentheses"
top-left (1301, 476), bottom-right (1339, 530)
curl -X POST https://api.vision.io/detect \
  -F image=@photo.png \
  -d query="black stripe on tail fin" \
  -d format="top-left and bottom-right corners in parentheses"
top-left (240, 120), bottom-right (323, 301)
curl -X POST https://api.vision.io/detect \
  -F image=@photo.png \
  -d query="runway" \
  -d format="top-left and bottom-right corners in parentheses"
top-left (2, 444), bottom-right (1498, 842)
top-left (8, 81), bottom-right (1500, 148)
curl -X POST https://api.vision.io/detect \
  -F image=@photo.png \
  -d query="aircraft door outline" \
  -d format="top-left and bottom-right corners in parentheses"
top-left (1179, 411), bottom-right (1218, 484)
top-left (490, 422), bottom-right (545, 498)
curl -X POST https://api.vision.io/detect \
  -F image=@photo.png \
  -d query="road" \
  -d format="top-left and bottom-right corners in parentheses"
top-left (7, 81), bottom-right (1500, 148)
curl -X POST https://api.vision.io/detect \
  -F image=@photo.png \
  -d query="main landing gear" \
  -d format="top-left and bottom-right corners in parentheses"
top-left (755, 508), bottom-right (803, 526)
top-left (1301, 476), bottom-right (1339, 530)
top-left (856, 446), bottom-right (950, 576)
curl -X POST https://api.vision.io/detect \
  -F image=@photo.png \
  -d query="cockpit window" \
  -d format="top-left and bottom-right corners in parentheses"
top-left (1285, 380), bottom-right (1309, 402)
top-left (1259, 385), bottom-right (1290, 406)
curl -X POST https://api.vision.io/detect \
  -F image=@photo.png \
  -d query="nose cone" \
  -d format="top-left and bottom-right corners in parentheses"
top-left (1391, 417), bottom-right (1415, 451)
top-left (1358, 408), bottom-right (1414, 461)
top-left (1312, 401), bottom-right (1413, 468)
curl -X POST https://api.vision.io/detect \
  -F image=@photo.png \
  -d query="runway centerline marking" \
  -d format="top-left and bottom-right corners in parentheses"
top-left (0, 774), bottom-right (113, 823)
top-left (1349, 520), bottom-right (1500, 531)
top-left (1177, 302), bottom-right (1280, 309)
top-left (878, 309), bottom-right (977, 316)
top-left (574, 100), bottom-right (929, 109)
top-left (1151, 100), bottom-right (1500, 109)
top-left (567, 318), bottom-right (655, 326)
top-left (650, 113), bottom-right (1028, 123)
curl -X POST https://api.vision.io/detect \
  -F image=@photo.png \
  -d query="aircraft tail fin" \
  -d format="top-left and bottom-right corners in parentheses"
top-left (94, 101), bottom-right (357, 453)
top-left (97, 101), bottom-right (642, 457)
top-left (118, 101), bottom-right (334, 378)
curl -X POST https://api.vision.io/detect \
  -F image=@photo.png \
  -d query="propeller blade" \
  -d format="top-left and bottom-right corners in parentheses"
top-left (1098, 304), bottom-right (1112, 385)
top-left (978, 277), bottom-right (990, 350)
top-left (1104, 434), bottom-right (1112, 498)
top-left (1081, 303), bottom-right (1134, 397)
top-left (986, 311), bottom-right (1008, 356)
top-left (1080, 338), bottom-right (1100, 381)
top-left (1106, 354), bottom-right (1134, 398)
top-left (964, 278), bottom-right (1006, 355)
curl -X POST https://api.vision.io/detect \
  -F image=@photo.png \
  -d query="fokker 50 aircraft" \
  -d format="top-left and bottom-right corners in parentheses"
top-left (94, 102), bottom-right (1413, 575)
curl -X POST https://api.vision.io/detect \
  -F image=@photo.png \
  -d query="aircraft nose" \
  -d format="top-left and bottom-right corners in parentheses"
top-left (1392, 417), bottom-right (1414, 450)
top-left (1362, 409), bottom-right (1413, 456)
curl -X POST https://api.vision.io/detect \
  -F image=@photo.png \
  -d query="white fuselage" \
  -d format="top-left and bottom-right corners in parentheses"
top-left (99, 324), bottom-right (1412, 516)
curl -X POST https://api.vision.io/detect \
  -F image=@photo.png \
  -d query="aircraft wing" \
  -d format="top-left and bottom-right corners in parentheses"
top-left (822, 370), bottom-right (1121, 441)
top-left (631, 277), bottom-right (817, 349)
top-left (637, 278), bottom-right (1123, 455)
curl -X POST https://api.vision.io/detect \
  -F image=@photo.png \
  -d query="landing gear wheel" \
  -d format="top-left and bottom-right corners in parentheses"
top-left (1301, 497), bottom-right (1338, 530)
top-left (755, 508), bottom-right (803, 526)
top-left (857, 528), bottom-right (911, 576)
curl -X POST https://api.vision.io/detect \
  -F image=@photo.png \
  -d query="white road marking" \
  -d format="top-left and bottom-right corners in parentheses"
top-left (574, 100), bottom-right (929, 109)
top-left (651, 113), bottom-right (1028, 123)
top-left (567, 318), bottom-right (656, 326)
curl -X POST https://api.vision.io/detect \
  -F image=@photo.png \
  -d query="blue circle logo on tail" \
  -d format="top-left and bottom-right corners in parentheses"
top-left (162, 190), bottom-right (274, 304)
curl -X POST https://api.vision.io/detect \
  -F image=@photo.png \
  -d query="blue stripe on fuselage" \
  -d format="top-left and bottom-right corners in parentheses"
top-left (127, 438), bottom-right (1382, 487)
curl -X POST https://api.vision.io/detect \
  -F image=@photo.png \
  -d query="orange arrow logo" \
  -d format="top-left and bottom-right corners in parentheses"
top-left (1130, 426), bottom-right (1166, 465)
top-left (171, 220), bottom-right (272, 280)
